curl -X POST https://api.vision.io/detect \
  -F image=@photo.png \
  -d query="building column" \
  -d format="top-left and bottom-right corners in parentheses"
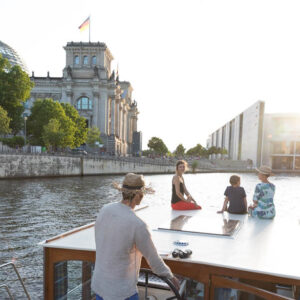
top-left (99, 90), bottom-right (107, 134)
top-left (93, 92), bottom-right (99, 127)
top-left (66, 91), bottom-right (73, 106)
top-left (110, 97), bottom-right (115, 135)
top-left (116, 100), bottom-right (120, 137)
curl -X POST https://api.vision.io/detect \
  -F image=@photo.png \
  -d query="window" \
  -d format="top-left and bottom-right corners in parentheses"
top-left (92, 56), bottom-right (97, 64)
top-left (74, 55), bottom-right (79, 65)
top-left (83, 56), bottom-right (88, 65)
top-left (76, 97), bottom-right (92, 110)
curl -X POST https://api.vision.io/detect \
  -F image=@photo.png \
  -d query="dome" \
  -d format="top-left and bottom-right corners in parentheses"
top-left (0, 40), bottom-right (29, 73)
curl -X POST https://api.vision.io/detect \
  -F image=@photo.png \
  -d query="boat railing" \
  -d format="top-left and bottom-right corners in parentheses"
top-left (0, 284), bottom-right (14, 300)
top-left (0, 262), bottom-right (31, 300)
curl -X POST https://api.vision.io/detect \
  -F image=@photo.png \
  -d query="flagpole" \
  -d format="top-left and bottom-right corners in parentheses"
top-left (89, 15), bottom-right (91, 42)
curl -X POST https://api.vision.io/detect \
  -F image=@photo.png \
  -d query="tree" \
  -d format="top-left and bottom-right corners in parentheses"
top-left (191, 160), bottom-right (199, 173)
top-left (27, 98), bottom-right (76, 147)
top-left (186, 144), bottom-right (207, 156)
top-left (0, 106), bottom-right (11, 135)
top-left (174, 144), bottom-right (185, 156)
top-left (147, 137), bottom-right (169, 155)
top-left (86, 126), bottom-right (102, 147)
top-left (0, 54), bottom-right (34, 134)
top-left (61, 103), bottom-right (88, 147)
top-left (42, 118), bottom-right (75, 150)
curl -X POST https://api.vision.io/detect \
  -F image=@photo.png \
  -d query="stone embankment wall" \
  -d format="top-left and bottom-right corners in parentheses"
top-left (0, 154), bottom-right (174, 179)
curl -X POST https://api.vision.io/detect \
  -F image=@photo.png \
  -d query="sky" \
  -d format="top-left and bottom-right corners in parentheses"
top-left (1, 0), bottom-right (300, 151)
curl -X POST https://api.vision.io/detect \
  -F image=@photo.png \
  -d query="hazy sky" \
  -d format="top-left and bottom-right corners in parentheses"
top-left (2, 0), bottom-right (300, 151)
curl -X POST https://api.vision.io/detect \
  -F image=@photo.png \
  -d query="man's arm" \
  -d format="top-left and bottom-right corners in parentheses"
top-left (135, 223), bottom-right (174, 278)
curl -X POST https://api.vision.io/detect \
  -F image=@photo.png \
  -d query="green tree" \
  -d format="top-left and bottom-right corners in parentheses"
top-left (27, 98), bottom-right (76, 147)
top-left (208, 146), bottom-right (218, 155)
top-left (86, 126), bottom-right (102, 147)
top-left (0, 106), bottom-right (11, 135)
top-left (0, 54), bottom-right (34, 134)
top-left (42, 118), bottom-right (75, 150)
top-left (186, 144), bottom-right (207, 156)
top-left (191, 160), bottom-right (199, 173)
top-left (147, 137), bottom-right (169, 155)
top-left (61, 103), bottom-right (88, 147)
top-left (174, 144), bottom-right (185, 156)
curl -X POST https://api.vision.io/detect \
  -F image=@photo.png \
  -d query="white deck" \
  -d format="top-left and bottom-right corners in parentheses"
top-left (40, 204), bottom-right (300, 281)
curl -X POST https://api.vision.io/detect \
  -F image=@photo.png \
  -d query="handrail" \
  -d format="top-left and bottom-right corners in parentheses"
top-left (0, 262), bottom-right (31, 300)
top-left (0, 284), bottom-right (14, 300)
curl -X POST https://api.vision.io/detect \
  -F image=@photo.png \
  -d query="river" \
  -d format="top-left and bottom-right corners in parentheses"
top-left (0, 172), bottom-right (299, 299)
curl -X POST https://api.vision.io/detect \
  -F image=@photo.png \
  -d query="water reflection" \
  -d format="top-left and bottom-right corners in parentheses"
top-left (0, 173), bottom-right (299, 298)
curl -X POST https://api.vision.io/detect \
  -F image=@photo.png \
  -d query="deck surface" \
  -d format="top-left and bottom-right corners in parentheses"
top-left (40, 204), bottom-right (300, 281)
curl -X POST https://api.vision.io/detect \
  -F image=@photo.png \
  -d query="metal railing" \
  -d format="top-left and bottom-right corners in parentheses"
top-left (0, 284), bottom-right (14, 300)
top-left (0, 262), bottom-right (31, 300)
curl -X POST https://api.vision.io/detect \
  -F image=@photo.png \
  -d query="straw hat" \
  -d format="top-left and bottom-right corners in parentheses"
top-left (112, 173), bottom-right (155, 194)
top-left (255, 165), bottom-right (274, 176)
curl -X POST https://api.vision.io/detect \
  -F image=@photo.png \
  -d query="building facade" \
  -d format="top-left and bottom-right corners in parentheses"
top-left (207, 101), bottom-right (265, 166)
top-left (207, 101), bottom-right (300, 170)
top-left (27, 42), bottom-right (140, 155)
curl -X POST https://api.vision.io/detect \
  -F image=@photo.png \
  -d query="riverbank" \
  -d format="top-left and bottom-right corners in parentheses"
top-left (1, 153), bottom-right (298, 179)
top-left (0, 154), bottom-right (176, 179)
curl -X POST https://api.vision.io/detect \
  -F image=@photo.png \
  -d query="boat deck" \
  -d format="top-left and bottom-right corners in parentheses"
top-left (40, 204), bottom-right (300, 299)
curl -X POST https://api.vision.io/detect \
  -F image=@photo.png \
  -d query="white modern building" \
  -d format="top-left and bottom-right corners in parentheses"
top-left (207, 101), bottom-right (300, 170)
top-left (26, 42), bottom-right (140, 156)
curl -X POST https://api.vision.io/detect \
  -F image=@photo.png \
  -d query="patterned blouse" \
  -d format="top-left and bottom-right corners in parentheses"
top-left (252, 182), bottom-right (276, 219)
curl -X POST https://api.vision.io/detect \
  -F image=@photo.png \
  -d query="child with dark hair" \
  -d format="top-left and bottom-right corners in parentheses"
top-left (217, 175), bottom-right (247, 214)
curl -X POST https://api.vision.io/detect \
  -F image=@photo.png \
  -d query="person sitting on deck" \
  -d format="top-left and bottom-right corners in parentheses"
top-left (217, 175), bottom-right (247, 214)
top-left (91, 173), bottom-right (180, 300)
top-left (171, 160), bottom-right (202, 210)
top-left (248, 165), bottom-right (276, 219)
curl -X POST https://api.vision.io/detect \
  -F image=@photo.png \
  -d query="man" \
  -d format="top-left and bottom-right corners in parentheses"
top-left (91, 173), bottom-right (179, 300)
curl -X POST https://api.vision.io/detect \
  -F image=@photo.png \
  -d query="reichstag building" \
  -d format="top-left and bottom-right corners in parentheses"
top-left (26, 42), bottom-right (140, 156)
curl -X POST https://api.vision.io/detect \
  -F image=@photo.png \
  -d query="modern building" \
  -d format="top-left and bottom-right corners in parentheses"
top-left (0, 40), bottom-right (29, 73)
top-left (26, 42), bottom-right (140, 156)
top-left (207, 101), bottom-right (300, 170)
top-left (132, 131), bottom-right (142, 156)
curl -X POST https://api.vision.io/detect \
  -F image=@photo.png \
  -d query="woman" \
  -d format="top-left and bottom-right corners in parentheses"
top-left (171, 160), bottom-right (201, 210)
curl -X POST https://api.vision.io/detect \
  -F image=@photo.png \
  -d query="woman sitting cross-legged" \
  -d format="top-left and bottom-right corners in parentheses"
top-left (171, 160), bottom-right (202, 210)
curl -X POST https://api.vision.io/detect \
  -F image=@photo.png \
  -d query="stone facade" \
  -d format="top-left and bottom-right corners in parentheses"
top-left (207, 101), bottom-right (300, 170)
top-left (207, 101), bottom-right (265, 167)
top-left (27, 42), bottom-right (139, 155)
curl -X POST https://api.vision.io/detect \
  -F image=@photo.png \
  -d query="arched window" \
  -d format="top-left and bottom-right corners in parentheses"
top-left (74, 55), bottom-right (79, 65)
top-left (76, 97), bottom-right (92, 110)
top-left (92, 56), bottom-right (97, 65)
top-left (83, 56), bottom-right (88, 65)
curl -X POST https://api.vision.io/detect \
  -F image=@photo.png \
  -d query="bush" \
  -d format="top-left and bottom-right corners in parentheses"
top-left (0, 136), bottom-right (25, 148)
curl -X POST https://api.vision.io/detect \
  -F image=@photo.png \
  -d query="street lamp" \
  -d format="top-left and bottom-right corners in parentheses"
top-left (24, 116), bottom-right (27, 146)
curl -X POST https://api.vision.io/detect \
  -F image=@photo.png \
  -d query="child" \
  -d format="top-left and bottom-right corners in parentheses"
top-left (217, 175), bottom-right (247, 214)
top-left (249, 165), bottom-right (275, 219)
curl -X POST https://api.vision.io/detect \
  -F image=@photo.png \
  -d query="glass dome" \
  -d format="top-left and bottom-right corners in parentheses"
top-left (0, 40), bottom-right (29, 73)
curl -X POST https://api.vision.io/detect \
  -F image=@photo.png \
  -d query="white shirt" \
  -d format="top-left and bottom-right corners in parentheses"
top-left (91, 202), bottom-right (173, 300)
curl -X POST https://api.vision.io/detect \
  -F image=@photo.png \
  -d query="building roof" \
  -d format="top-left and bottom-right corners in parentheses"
top-left (65, 41), bottom-right (107, 48)
top-left (0, 40), bottom-right (29, 73)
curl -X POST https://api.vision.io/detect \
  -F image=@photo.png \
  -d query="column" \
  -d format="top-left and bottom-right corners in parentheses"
top-left (99, 90), bottom-right (107, 134)
top-left (116, 100), bottom-right (120, 137)
top-left (110, 97), bottom-right (115, 135)
top-left (93, 92), bottom-right (99, 127)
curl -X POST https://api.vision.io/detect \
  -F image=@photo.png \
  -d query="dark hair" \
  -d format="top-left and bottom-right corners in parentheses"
top-left (122, 192), bottom-right (136, 201)
top-left (230, 175), bottom-right (240, 185)
top-left (176, 160), bottom-right (187, 170)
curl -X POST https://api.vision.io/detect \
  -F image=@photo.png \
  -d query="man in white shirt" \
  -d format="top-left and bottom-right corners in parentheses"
top-left (91, 173), bottom-right (179, 300)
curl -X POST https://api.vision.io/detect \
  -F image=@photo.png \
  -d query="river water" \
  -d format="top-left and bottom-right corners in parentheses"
top-left (0, 172), bottom-right (299, 299)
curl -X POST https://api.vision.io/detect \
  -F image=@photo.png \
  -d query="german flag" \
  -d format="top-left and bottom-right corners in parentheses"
top-left (79, 17), bottom-right (90, 31)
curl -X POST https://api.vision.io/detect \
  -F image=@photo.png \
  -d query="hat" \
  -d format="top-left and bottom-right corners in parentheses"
top-left (112, 173), bottom-right (155, 194)
top-left (255, 165), bottom-right (274, 176)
